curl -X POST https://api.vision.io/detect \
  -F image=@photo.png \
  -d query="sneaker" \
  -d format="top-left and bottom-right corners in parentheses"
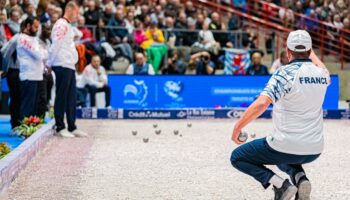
top-left (295, 176), bottom-right (311, 200)
top-left (273, 180), bottom-right (298, 200)
top-left (57, 129), bottom-right (75, 138)
top-left (71, 129), bottom-right (88, 137)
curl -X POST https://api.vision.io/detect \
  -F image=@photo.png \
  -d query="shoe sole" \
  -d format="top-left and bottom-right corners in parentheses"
top-left (73, 134), bottom-right (88, 138)
top-left (280, 186), bottom-right (298, 200)
top-left (58, 133), bottom-right (75, 138)
top-left (297, 180), bottom-right (311, 200)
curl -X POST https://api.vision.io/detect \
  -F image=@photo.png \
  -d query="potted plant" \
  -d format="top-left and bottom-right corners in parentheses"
top-left (12, 116), bottom-right (45, 138)
top-left (0, 143), bottom-right (11, 159)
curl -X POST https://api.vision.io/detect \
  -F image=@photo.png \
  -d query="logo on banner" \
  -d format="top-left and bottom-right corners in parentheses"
top-left (123, 80), bottom-right (148, 107)
top-left (127, 110), bottom-right (172, 119)
top-left (164, 81), bottom-right (183, 101)
top-left (81, 108), bottom-right (92, 119)
top-left (341, 110), bottom-right (350, 119)
top-left (226, 110), bottom-right (245, 118)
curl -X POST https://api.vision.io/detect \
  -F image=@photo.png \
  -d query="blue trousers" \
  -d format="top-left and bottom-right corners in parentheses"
top-left (20, 80), bottom-right (39, 120)
top-left (230, 138), bottom-right (320, 189)
top-left (52, 67), bottom-right (76, 132)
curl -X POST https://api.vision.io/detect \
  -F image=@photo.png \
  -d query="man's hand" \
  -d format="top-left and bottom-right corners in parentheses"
top-left (1, 71), bottom-right (7, 79)
top-left (232, 125), bottom-right (245, 145)
top-left (122, 37), bottom-right (128, 43)
top-left (230, 96), bottom-right (272, 145)
top-left (46, 66), bottom-right (52, 74)
top-left (96, 68), bottom-right (101, 75)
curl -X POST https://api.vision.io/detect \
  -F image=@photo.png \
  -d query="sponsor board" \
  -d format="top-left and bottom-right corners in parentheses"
top-left (76, 109), bottom-right (350, 120)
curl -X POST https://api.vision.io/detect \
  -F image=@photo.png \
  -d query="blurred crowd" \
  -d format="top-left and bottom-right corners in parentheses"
top-left (1, 0), bottom-right (262, 76)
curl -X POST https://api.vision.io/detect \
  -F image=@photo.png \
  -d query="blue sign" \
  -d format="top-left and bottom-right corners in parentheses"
top-left (75, 108), bottom-right (349, 120)
top-left (108, 75), bottom-right (339, 109)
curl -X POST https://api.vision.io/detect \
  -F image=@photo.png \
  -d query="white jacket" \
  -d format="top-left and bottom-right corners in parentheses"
top-left (83, 64), bottom-right (108, 88)
top-left (47, 18), bottom-right (78, 70)
top-left (17, 33), bottom-right (48, 81)
top-left (1, 34), bottom-right (19, 70)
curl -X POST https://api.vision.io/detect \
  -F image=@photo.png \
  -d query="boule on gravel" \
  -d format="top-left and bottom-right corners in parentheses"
top-left (143, 138), bottom-right (149, 143)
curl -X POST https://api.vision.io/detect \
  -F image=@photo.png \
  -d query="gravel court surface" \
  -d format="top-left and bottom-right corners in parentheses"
top-left (3, 119), bottom-right (350, 200)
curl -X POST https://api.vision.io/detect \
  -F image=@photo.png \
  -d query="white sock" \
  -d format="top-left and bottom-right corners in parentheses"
top-left (295, 172), bottom-right (306, 183)
top-left (269, 175), bottom-right (284, 188)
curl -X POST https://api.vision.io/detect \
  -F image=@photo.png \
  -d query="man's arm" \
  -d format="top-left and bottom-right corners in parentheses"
top-left (232, 96), bottom-right (272, 144)
top-left (232, 65), bottom-right (297, 145)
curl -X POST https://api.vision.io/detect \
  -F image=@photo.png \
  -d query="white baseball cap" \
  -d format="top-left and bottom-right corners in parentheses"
top-left (287, 30), bottom-right (312, 52)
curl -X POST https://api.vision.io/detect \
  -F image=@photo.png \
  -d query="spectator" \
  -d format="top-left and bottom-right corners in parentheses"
top-left (77, 15), bottom-right (94, 43)
top-left (164, 16), bottom-right (177, 47)
top-left (142, 19), bottom-right (167, 73)
top-left (83, 55), bottom-right (111, 108)
top-left (1, 31), bottom-right (20, 128)
top-left (101, 3), bottom-right (114, 25)
top-left (185, 1), bottom-right (195, 16)
top-left (279, 2), bottom-right (295, 28)
top-left (294, 1), bottom-right (304, 13)
top-left (333, 14), bottom-right (343, 29)
top-left (241, 25), bottom-right (257, 49)
top-left (162, 49), bottom-right (186, 74)
top-left (270, 51), bottom-right (289, 73)
top-left (0, 13), bottom-right (8, 47)
top-left (175, 12), bottom-right (187, 30)
top-left (50, 12), bottom-right (60, 25)
top-left (209, 12), bottom-right (227, 47)
top-left (21, 3), bottom-right (35, 21)
top-left (202, 9), bottom-right (212, 25)
top-left (343, 18), bottom-right (350, 29)
top-left (84, 0), bottom-right (101, 26)
top-left (196, 13), bottom-right (205, 29)
top-left (107, 9), bottom-right (133, 61)
top-left (107, 9), bottom-right (128, 43)
top-left (7, 8), bottom-right (21, 34)
top-left (100, 0), bottom-right (116, 13)
top-left (0, 0), bottom-right (7, 19)
top-left (188, 51), bottom-right (215, 75)
top-left (5, 0), bottom-right (22, 15)
top-left (194, 22), bottom-right (220, 54)
top-left (150, 5), bottom-right (164, 26)
top-left (126, 52), bottom-right (155, 75)
top-left (134, 19), bottom-right (147, 46)
top-left (246, 51), bottom-right (269, 75)
top-left (48, 2), bottom-right (88, 138)
top-left (17, 17), bottom-right (48, 119)
top-left (136, 3), bottom-right (149, 22)
top-left (305, 1), bottom-right (316, 16)
top-left (76, 70), bottom-right (87, 107)
top-left (37, 24), bottom-right (53, 117)
top-left (304, 10), bottom-right (318, 32)
top-left (125, 10), bottom-right (135, 34)
top-left (182, 19), bottom-right (198, 46)
top-left (164, 0), bottom-right (180, 18)
top-left (228, 12), bottom-right (242, 31)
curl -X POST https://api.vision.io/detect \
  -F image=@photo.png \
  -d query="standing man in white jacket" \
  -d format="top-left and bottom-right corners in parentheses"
top-left (47, 2), bottom-right (87, 138)
top-left (17, 16), bottom-right (47, 120)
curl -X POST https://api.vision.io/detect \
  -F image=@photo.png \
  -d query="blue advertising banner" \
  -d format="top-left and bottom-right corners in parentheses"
top-left (75, 108), bottom-right (350, 120)
top-left (108, 75), bottom-right (339, 109)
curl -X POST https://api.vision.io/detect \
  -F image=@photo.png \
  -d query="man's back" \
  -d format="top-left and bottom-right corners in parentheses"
top-left (261, 59), bottom-right (329, 155)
